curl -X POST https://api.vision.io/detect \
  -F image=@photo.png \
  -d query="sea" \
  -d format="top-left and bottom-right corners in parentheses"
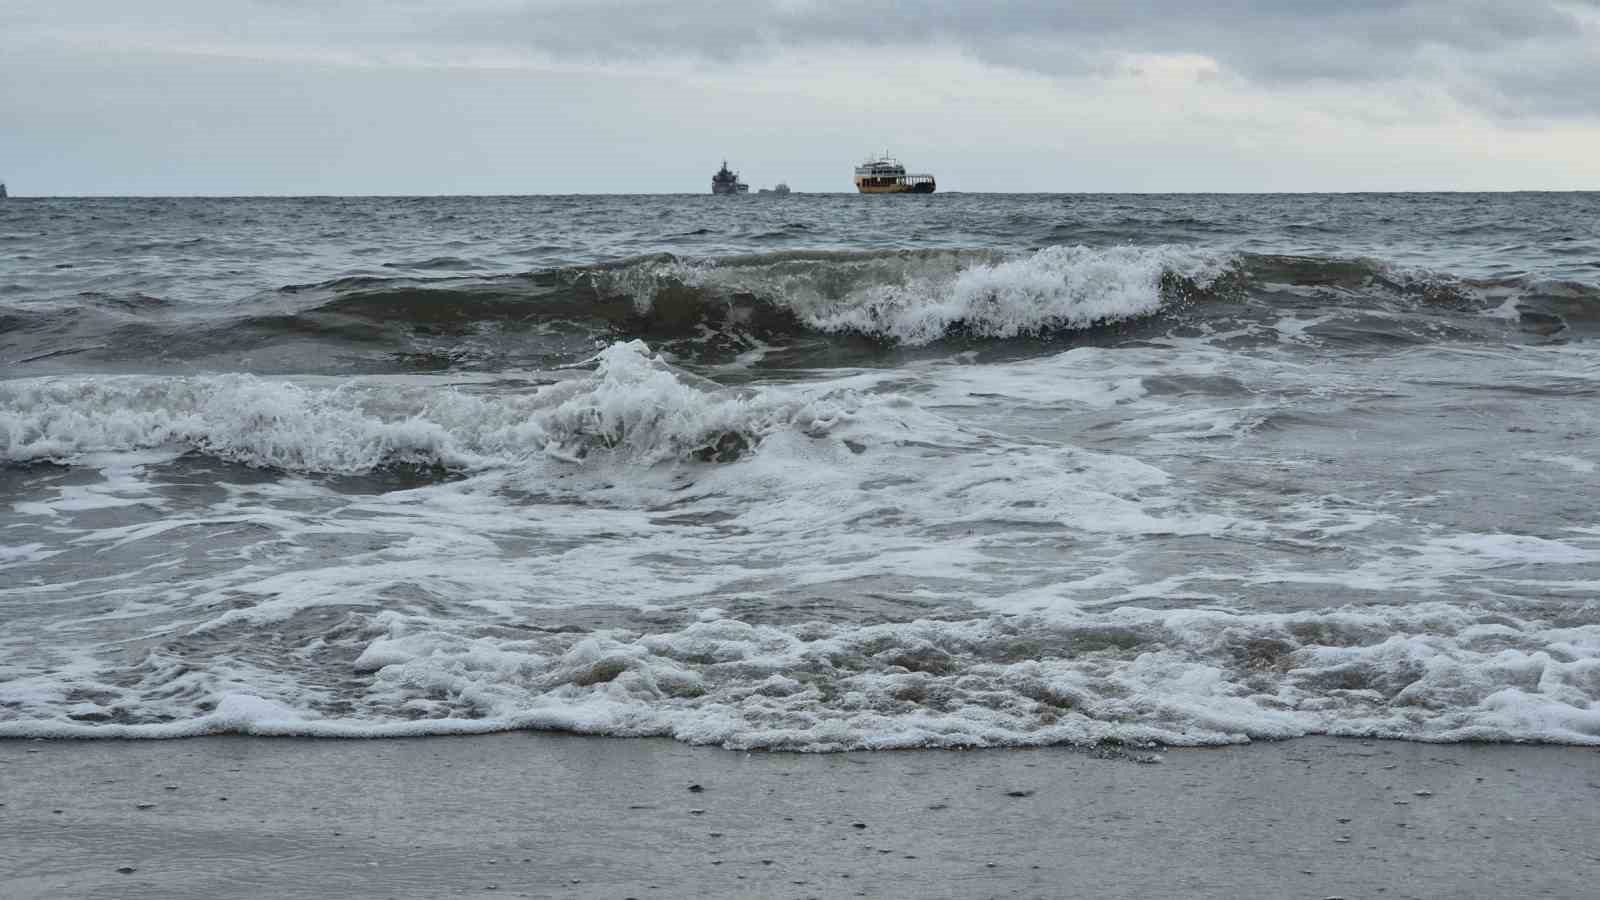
top-left (2, 192), bottom-right (1599, 751)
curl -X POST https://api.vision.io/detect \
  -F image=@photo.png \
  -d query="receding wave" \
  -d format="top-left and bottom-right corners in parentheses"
top-left (4, 602), bottom-right (1598, 749)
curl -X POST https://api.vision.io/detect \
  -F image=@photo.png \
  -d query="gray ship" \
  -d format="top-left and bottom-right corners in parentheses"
top-left (711, 161), bottom-right (748, 194)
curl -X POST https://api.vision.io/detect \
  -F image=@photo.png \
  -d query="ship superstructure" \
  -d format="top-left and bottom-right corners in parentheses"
top-left (711, 161), bottom-right (749, 194)
top-left (853, 154), bottom-right (935, 194)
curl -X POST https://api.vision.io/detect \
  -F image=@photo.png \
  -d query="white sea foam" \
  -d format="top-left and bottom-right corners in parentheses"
top-left (909, 346), bottom-right (1153, 410)
top-left (6, 330), bottom-right (1600, 752)
top-left (4, 603), bottom-right (1599, 749)
top-left (801, 246), bottom-right (1229, 344)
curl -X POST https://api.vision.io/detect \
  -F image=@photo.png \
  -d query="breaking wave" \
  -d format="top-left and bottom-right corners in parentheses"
top-left (1, 246), bottom-right (1238, 371)
top-left (0, 341), bottom-right (839, 471)
top-left (7, 246), bottom-right (1596, 377)
top-left (584, 244), bottom-right (1235, 344)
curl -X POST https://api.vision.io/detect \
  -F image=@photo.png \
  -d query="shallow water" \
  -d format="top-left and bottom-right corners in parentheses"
top-left (3, 193), bottom-right (1599, 748)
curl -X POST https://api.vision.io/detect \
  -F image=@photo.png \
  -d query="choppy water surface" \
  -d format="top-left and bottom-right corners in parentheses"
top-left (3, 193), bottom-right (1599, 750)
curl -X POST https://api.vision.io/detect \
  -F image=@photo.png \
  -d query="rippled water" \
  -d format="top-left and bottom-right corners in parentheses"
top-left (2, 193), bottom-right (1599, 749)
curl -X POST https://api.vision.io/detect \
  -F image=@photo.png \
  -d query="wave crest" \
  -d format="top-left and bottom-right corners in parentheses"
top-left (592, 245), bottom-right (1234, 345)
top-left (0, 341), bottom-right (826, 471)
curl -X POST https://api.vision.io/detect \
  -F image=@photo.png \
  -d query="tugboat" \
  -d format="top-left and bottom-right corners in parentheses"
top-left (853, 153), bottom-right (935, 194)
top-left (711, 161), bottom-right (749, 194)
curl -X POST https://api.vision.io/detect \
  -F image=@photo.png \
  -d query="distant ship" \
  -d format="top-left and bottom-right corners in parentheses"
top-left (758, 183), bottom-right (792, 195)
top-left (0, 182), bottom-right (7, 199)
top-left (854, 154), bottom-right (935, 194)
top-left (711, 161), bottom-right (749, 194)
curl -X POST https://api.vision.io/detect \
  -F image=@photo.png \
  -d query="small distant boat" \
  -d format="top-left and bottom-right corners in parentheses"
top-left (0, 182), bottom-right (7, 199)
top-left (854, 154), bottom-right (935, 194)
top-left (711, 160), bottom-right (749, 195)
top-left (758, 183), bottom-right (792, 195)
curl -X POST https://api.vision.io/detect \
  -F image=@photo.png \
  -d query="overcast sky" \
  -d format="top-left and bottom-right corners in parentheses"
top-left (3, 1), bottom-right (1598, 194)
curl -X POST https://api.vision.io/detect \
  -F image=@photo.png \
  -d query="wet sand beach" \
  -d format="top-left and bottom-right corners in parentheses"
top-left (3, 735), bottom-right (1598, 899)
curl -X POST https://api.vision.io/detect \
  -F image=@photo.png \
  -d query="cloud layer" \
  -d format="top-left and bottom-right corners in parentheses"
top-left (17, 2), bottom-right (1600, 114)
top-left (4, 1), bottom-right (1598, 192)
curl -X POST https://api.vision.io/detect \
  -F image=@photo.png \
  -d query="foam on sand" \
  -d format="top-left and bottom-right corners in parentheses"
top-left (4, 598), bottom-right (1599, 750)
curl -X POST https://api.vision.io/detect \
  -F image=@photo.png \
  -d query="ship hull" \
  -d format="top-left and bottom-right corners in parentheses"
top-left (854, 179), bottom-right (935, 194)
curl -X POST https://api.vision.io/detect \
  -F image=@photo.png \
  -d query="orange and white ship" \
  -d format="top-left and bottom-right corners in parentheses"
top-left (853, 153), bottom-right (935, 194)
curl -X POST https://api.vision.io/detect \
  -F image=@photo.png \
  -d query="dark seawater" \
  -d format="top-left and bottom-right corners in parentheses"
top-left (2, 193), bottom-right (1599, 749)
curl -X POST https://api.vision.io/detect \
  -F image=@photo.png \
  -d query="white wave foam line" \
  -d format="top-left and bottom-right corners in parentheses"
top-left (806, 245), bottom-right (1230, 344)
top-left (614, 245), bottom-right (1234, 345)
top-left (0, 341), bottom-right (833, 472)
top-left (4, 604), bottom-right (1598, 749)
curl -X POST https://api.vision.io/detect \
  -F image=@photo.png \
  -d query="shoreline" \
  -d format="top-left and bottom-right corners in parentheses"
top-left (4, 735), bottom-right (1598, 899)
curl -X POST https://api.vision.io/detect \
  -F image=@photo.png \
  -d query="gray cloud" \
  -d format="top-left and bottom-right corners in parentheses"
top-left (16, 1), bottom-right (1598, 121)
top-left (417, 0), bottom-right (1600, 118)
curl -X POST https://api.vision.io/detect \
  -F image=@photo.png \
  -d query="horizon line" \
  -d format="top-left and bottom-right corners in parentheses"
top-left (5, 188), bottom-right (1596, 199)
